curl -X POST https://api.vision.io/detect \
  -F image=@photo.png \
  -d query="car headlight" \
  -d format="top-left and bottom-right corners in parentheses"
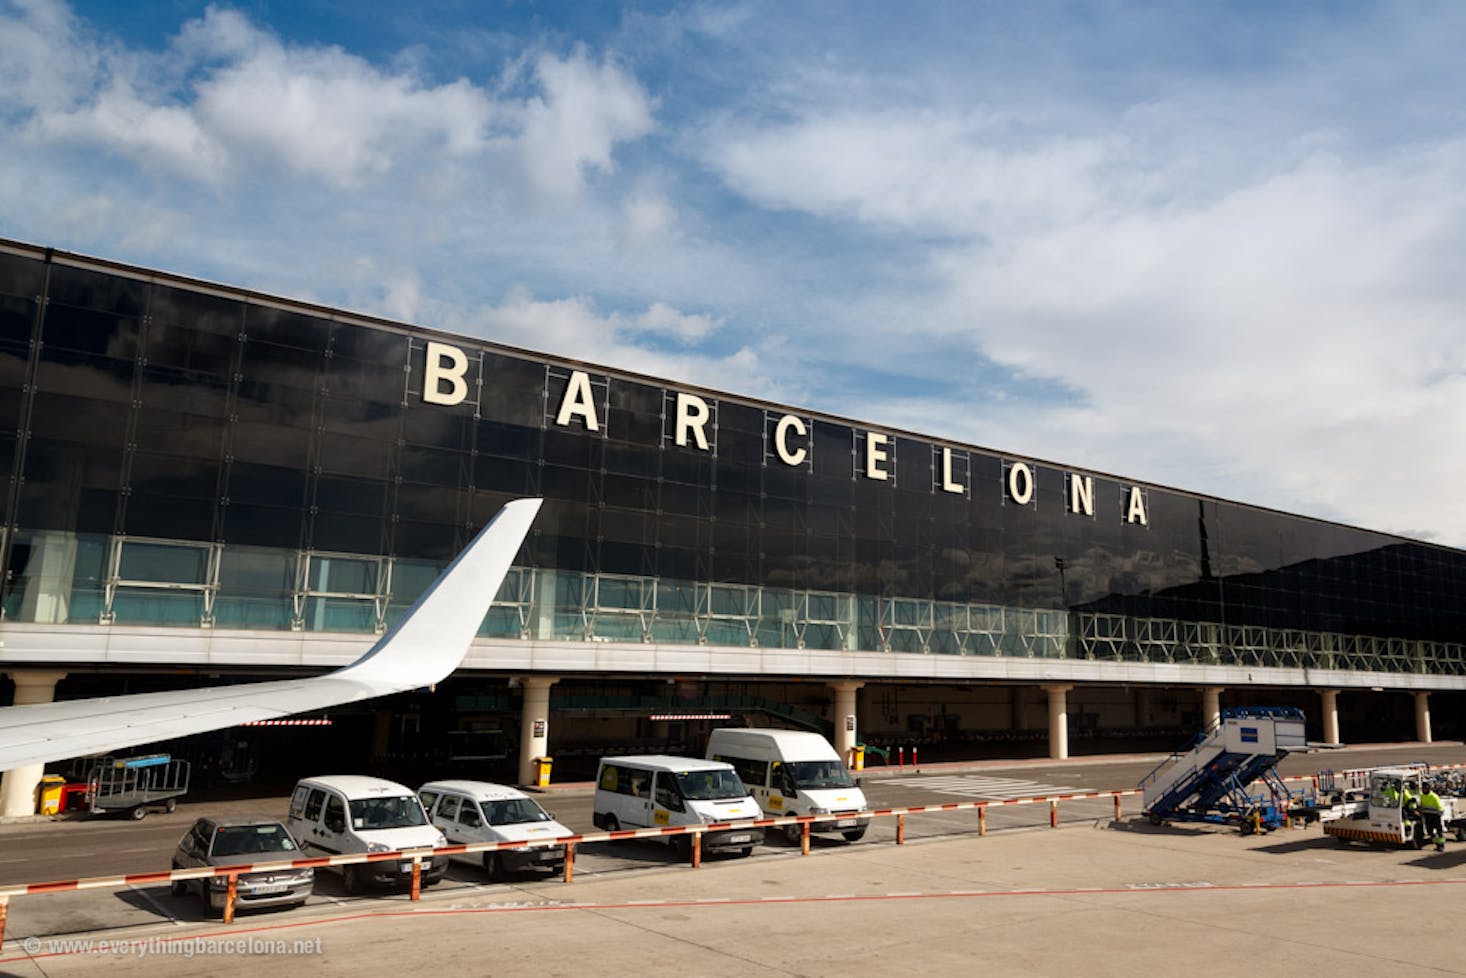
top-left (209, 877), bottom-right (230, 890)
top-left (434, 832), bottom-right (448, 848)
top-left (366, 841), bottom-right (392, 854)
top-left (809, 806), bottom-right (829, 815)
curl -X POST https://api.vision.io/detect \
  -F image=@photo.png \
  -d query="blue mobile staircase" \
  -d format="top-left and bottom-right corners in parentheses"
top-left (1139, 707), bottom-right (1309, 834)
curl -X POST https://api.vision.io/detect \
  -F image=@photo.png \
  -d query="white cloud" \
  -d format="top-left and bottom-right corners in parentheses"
top-left (3, 4), bottom-right (653, 195)
top-left (708, 110), bottom-right (1113, 236)
top-left (517, 48), bottom-right (656, 202)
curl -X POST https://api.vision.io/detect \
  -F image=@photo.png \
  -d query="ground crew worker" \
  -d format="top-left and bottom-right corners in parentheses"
top-left (1420, 784), bottom-right (1446, 852)
top-left (1382, 780), bottom-right (1400, 807)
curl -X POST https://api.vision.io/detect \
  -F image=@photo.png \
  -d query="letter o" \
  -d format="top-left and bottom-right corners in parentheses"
top-left (1007, 461), bottom-right (1034, 505)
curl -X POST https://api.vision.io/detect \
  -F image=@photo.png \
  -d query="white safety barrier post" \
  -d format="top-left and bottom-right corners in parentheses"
top-left (563, 842), bottom-right (576, 884)
top-left (801, 821), bottom-right (811, 855)
top-left (691, 832), bottom-right (702, 868)
top-left (897, 814), bottom-right (906, 845)
top-left (0, 894), bottom-right (8, 948)
top-left (1114, 795), bottom-right (1122, 820)
top-left (411, 857), bottom-right (422, 901)
top-left (1050, 800), bottom-right (1059, 828)
top-left (979, 805), bottom-right (987, 836)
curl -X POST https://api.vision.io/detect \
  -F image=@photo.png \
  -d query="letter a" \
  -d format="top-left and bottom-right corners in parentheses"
top-left (555, 370), bottom-right (601, 431)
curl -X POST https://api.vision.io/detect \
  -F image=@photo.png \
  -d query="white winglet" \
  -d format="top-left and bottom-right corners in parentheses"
top-left (0, 497), bottom-right (542, 771)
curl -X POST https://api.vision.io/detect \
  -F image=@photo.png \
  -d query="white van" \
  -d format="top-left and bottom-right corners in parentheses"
top-left (705, 728), bottom-right (869, 843)
top-left (287, 775), bottom-right (448, 894)
top-left (418, 780), bottom-right (571, 880)
top-left (592, 755), bottom-right (764, 857)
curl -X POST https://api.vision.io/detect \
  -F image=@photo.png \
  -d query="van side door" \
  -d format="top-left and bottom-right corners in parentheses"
top-left (320, 792), bottom-right (349, 853)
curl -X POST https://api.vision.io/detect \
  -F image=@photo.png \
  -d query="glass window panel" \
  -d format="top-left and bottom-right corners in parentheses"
top-left (123, 495), bottom-right (215, 541)
top-left (40, 303), bottom-right (141, 359)
top-left (111, 590), bottom-right (205, 625)
top-left (310, 511), bottom-right (387, 555)
top-left (479, 353), bottom-right (546, 428)
top-left (223, 502), bottom-right (305, 550)
top-left (0, 251), bottom-right (46, 300)
top-left (309, 555), bottom-right (380, 594)
top-left (144, 319), bottom-right (237, 375)
top-left (46, 263), bottom-right (147, 316)
top-left (118, 540), bottom-right (210, 583)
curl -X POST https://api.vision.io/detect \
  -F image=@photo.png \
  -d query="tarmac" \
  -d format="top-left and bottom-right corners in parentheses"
top-left (5, 779), bottom-right (1466, 976)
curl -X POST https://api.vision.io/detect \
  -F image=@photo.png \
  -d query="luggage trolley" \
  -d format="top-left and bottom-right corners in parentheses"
top-left (85, 753), bottom-right (191, 819)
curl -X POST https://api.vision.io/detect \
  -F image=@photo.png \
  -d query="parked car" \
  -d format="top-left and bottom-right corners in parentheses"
top-left (170, 816), bottom-right (314, 914)
top-left (287, 775), bottom-right (448, 893)
top-left (419, 779), bottom-right (571, 879)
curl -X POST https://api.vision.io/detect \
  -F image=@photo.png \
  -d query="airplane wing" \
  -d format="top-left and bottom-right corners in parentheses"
top-left (0, 497), bottom-right (543, 770)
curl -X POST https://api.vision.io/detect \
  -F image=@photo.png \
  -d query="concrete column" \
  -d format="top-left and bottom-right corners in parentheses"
top-left (516, 676), bottom-right (558, 786)
top-left (532, 568), bottom-right (557, 640)
top-left (0, 670), bottom-right (69, 817)
top-left (1010, 687), bottom-right (1025, 730)
top-left (828, 681), bottom-right (865, 766)
top-left (1200, 687), bottom-right (1224, 729)
top-left (1041, 684), bottom-right (1074, 760)
top-left (1134, 687), bottom-right (1151, 727)
top-left (16, 532), bottom-right (78, 623)
top-left (1319, 689), bottom-right (1341, 745)
top-left (1414, 691), bottom-right (1432, 744)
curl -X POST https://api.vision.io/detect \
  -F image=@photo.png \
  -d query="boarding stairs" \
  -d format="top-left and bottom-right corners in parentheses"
top-left (1139, 707), bottom-right (1309, 832)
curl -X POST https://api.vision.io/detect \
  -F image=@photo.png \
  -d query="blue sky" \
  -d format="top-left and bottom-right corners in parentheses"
top-left (4, 1), bottom-right (1466, 543)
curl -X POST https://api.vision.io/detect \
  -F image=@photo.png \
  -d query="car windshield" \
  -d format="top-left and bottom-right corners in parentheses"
top-left (675, 769), bottom-right (748, 801)
top-left (210, 824), bottom-right (298, 859)
top-left (786, 760), bottom-right (855, 790)
top-left (349, 795), bottom-right (427, 830)
top-left (483, 798), bottom-right (552, 826)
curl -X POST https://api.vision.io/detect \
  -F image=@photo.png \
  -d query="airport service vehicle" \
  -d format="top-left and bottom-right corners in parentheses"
top-left (170, 816), bottom-right (314, 915)
top-left (592, 755), bottom-right (763, 857)
top-left (418, 780), bottom-right (570, 879)
top-left (705, 728), bottom-right (869, 843)
top-left (1139, 708), bottom-right (1309, 834)
top-left (85, 753), bottom-right (190, 819)
top-left (287, 776), bottom-right (448, 893)
top-left (1318, 766), bottom-right (1466, 848)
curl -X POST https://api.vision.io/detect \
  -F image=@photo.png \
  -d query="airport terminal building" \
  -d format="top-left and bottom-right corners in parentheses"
top-left (2, 238), bottom-right (1464, 806)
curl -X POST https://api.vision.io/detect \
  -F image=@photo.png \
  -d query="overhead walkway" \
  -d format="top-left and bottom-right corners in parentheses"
top-left (1139, 707), bottom-right (1309, 832)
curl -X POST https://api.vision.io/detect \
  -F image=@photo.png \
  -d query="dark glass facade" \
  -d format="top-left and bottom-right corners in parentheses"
top-left (2, 240), bottom-right (1464, 676)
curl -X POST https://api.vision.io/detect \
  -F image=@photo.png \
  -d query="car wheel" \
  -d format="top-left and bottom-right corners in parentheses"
top-left (164, 798), bottom-right (177, 814)
top-left (131, 806), bottom-right (148, 821)
top-left (738, 846), bottom-right (754, 858)
top-left (841, 826), bottom-right (867, 843)
top-left (783, 822), bottom-right (803, 845)
top-left (483, 852), bottom-right (504, 882)
top-left (674, 835), bottom-right (692, 860)
top-left (604, 815), bottom-right (620, 832)
top-left (342, 865), bottom-right (362, 895)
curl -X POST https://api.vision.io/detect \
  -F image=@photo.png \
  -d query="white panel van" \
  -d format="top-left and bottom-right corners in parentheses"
top-left (705, 728), bottom-right (869, 843)
top-left (591, 755), bottom-right (764, 857)
top-left (287, 775), bottom-right (448, 894)
top-left (418, 780), bottom-right (571, 880)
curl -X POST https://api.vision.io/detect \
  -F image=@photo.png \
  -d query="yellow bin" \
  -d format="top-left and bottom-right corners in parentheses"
top-left (851, 745), bottom-right (866, 771)
top-left (38, 774), bottom-right (67, 816)
top-left (534, 756), bottom-right (553, 788)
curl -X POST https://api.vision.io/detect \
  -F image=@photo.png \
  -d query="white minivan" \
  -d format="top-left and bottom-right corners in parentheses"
top-left (705, 728), bottom-right (869, 843)
top-left (287, 775), bottom-right (448, 894)
top-left (592, 755), bottom-right (764, 857)
top-left (418, 780), bottom-right (571, 880)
